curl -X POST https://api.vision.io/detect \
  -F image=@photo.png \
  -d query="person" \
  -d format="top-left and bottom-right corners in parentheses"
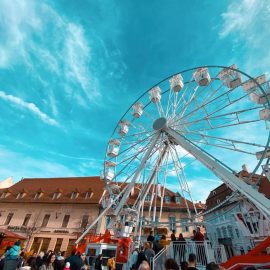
top-left (147, 231), bottom-right (154, 243)
top-left (180, 261), bottom-right (188, 270)
top-left (63, 262), bottom-right (70, 270)
top-left (80, 253), bottom-right (88, 270)
top-left (135, 247), bottom-right (148, 269)
top-left (206, 262), bottom-right (220, 270)
top-left (66, 251), bottom-right (84, 270)
top-left (178, 233), bottom-right (186, 263)
top-left (27, 252), bottom-right (38, 270)
top-left (164, 258), bottom-right (179, 270)
top-left (170, 230), bottom-right (177, 260)
top-left (194, 227), bottom-right (205, 264)
top-left (36, 251), bottom-right (45, 269)
top-left (191, 230), bottom-right (196, 241)
top-left (159, 235), bottom-right (169, 249)
top-left (107, 254), bottom-right (115, 270)
top-left (138, 261), bottom-right (150, 270)
top-left (170, 230), bottom-right (176, 242)
top-left (187, 253), bottom-right (198, 270)
top-left (94, 255), bottom-right (103, 270)
top-left (194, 227), bottom-right (204, 242)
top-left (55, 252), bottom-right (65, 270)
top-left (129, 247), bottom-right (139, 270)
top-left (40, 253), bottom-right (56, 270)
top-left (3, 240), bottom-right (21, 270)
top-left (144, 242), bottom-right (155, 265)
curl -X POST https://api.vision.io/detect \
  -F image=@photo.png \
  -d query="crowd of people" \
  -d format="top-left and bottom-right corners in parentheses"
top-left (0, 241), bottom-right (90, 270)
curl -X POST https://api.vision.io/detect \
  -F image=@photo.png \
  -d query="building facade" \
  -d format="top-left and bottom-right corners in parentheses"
top-left (0, 177), bottom-right (103, 254)
top-left (204, 170), bottom-right (270, 258)
top-left (0, 176), bottom-right (204, 254)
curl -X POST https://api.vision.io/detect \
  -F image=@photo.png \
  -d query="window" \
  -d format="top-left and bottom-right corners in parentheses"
top-left (145, 194), bottom-right (151, 202)
top-left (71, 192), bottom-right (78, 199)
top-left (235, 228), bottom-right (240, 238)
top-left (42, 214), bottom-right (50, 227)
top-left (227, 225), bottom-right (234, 239)
top-left (168, 216), bottom-right (176, 231)
top-left (217, 228), bottom-right (221, 238)
top-left (34, 192), bottom-right (42, 200)
top-left (4, 213), bottom-right (14, 225)
top-left (175, 197), bottom-right (181, 203)
top-left (222, 226), bottom-right (228, 238)
top-left (216, 199), bottom-right (220, 204)
top-left (105, 216), bottom-right (111, 229)
top-left (53, 193), bottom-right (61, 200)
top-left (81, 215), bottom-right (89, 229)
top-left (213, 191), bottom-right (216, 195)
top-left (16, 193), bottom-right (25, 199)
top-left (62, 215), bottom-right (70, 228)
top-left (181, 218), bottom-right (189, 232)
top-left (0, 192), bottom-right (8, 199)
top-left (85, 192), bottom-right (93, 199)
top-left (22, 214), bottom-right (31, 227)
top-left (164, 196), bottom-right (171, 203)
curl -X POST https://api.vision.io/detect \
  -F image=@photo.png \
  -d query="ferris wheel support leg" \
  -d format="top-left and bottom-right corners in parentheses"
top-left (75, 185), bottom-right (129, 244)
top-left (166, 128), bottom-right (270, 220)
top-left (113, 133), bottom-right (161, 216)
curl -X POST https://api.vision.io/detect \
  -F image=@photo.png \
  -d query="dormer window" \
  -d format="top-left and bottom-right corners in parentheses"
top-left (34, 192), bottom-right (43, 200)
top-left (85, 191), bottom-right (93, 199)
top-left (16, 192), bottom-right (25, 199)
top-left (164, 196), bottom-right (171, 203)
top-left (53, 192), bottom-right (61, 200)
top-left (0, 192), bottom-right (10, 199)
top-left (175, 196), bottom-right (181, 203)
top-left (71, 192), bottom-right (79, 199)
top-left (213, 191), bottom-right (216, 195)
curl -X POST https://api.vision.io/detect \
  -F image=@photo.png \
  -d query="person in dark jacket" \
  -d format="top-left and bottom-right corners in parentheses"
top-left (94, 255), bottom-right (103, 270)
top-left (65, 252), bottom-right (84, 270)
top-left (27, 252), bottom-right (38, 270)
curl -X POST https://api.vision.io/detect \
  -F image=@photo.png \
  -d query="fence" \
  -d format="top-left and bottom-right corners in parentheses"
top-left (152, 241), bottom-right (227, 270)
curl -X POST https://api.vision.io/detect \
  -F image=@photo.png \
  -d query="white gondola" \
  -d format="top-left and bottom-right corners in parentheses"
top-left (193, 67), bottom-right (211, 86)
top-left (118, 120), bottom-right (129, 136)
top-left (120, 221), bottom-right (133, 237)
top-left (107, 139), bottom-right (120, 157)
top-left (256, 148), bottom-right (270, 160)
top-left (242, 74), bottom-right (267, 93)
top-left (169, 74), bottom-right (184, 92)
top-left (259, 108), bottom-right (270, 121)
top-left (100, 162), bottom-right (115, 181)
top-left (132, 102), bottom-right (144, 118)
top-left (218, 64), bottom-right (242, 89)
top-left (149, 86), bottom-right (161, 103)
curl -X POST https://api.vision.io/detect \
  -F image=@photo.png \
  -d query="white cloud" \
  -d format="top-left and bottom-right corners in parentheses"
top-left (0, 0), bottom-right (101, 104)
top-left (219, 0), bottom-right (270, 73)
top-left (0, 145), bottom-right (76, 181)
top-left (0, 90), bottom-right (58, 126)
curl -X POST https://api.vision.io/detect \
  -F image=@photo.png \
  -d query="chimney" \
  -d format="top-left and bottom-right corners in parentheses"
top-left (242, 164), bottom-right (249, 172)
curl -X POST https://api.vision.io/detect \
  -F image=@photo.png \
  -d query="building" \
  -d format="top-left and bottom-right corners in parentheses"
top-left (204, 170), bottom-right (270, 258)
top-left (0, 176), bottom-right (204, 254)
top-left (0, 176), bottom-right (103, 254)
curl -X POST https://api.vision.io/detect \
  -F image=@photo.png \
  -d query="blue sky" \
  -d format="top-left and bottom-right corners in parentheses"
top-left (0, 0), bottom-right (269, 201)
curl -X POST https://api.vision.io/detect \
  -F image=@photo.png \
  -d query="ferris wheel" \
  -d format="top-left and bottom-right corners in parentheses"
top-left (76, 65), bottom-right (270, 243)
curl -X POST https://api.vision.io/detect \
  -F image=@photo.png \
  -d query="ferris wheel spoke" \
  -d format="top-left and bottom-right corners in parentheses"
top-left (173, 79), bottom-right (248, 125)
top-left (166, 142), bottom-right (195, 218)
top-left (190, 139), bottom-right (257, 155)
top-left (185, 132), bottom-right (266, 148)
top-left (172, 105), bottom-right (263, 131)
top-left (169, 72), bottom-right (221, 124)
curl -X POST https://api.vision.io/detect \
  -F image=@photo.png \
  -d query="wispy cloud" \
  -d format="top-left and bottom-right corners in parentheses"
top-left (0, 91), bottom-right (58, 126)
top-left (0, 0), bottom-right (101, 105)
top-left (219, 0), bottom-right (270, 73)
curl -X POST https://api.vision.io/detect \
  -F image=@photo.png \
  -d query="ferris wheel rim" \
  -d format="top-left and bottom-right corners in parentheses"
top-left (104, 65), bottom-right (270, 181)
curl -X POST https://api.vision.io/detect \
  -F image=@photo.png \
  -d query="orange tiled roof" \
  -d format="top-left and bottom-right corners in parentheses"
top-left (0, 176), bottom-right (104, 204)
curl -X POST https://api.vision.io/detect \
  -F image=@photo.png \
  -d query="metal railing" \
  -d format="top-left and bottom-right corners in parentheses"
top-left (152, 241), bottom-right (227, 269)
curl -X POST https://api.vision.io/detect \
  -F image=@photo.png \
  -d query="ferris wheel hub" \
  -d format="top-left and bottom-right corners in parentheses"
top-left (153, 117), bottom-right (168, 131)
